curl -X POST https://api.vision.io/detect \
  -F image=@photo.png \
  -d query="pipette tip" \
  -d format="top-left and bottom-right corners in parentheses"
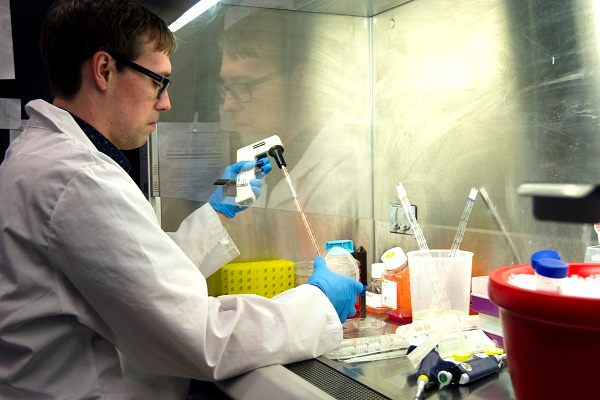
top-left (413, 375), bottom-right (429, 400)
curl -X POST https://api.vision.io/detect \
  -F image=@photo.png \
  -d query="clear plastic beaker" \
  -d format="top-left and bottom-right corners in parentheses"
top-left (584, 245), bottom-right (600, 262)
top-left (407, 249), bottom-right (473, 320)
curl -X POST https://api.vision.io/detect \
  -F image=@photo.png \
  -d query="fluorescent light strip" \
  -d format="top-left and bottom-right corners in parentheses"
top-left (168, 0), bottom-right (222, 33)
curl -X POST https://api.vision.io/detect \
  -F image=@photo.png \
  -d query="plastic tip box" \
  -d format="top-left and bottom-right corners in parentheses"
top-left (211, 260), bottom-right (295, 298)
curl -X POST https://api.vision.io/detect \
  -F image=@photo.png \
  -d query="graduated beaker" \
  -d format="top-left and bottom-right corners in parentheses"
top-left (407, 249), bottom-right (473, 320)
top-left (584, 244), bottom-right (600, 262)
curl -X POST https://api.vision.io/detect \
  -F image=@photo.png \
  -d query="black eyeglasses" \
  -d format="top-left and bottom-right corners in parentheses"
top-left (216, 71), bottom-right (280, 103)
top-left (110, 53), bottom-right (171, 100)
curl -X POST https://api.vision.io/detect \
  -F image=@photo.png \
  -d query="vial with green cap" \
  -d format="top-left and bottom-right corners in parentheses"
top-left (535, 258), bottom-right (568, 294)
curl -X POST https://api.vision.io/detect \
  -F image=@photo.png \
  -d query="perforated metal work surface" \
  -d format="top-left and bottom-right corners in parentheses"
top-left (284, 359), bottom-right (390, 400)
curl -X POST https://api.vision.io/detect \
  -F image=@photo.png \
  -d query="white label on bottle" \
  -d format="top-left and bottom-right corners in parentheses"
top-left (381, 279), bottom-right (397, 309)
top-left (535, 274), bottom-right (563, 294)
top-left (366, 291), bottom-right (382, 308)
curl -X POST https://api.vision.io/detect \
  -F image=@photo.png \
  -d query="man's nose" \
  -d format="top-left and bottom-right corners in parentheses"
top-left (157, 91), bottom-right (172, 112)
top-left (223, 91), bottom-right (242, 112)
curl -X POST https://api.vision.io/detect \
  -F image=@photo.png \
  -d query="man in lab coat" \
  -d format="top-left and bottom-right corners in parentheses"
top-left (0, 0), bottom-right (363, 399)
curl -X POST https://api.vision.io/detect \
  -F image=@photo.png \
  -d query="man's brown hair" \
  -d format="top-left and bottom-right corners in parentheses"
top-left (40, 0), bottom-right (177, 99)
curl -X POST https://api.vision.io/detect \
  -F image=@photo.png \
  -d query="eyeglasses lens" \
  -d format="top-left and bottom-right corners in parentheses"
top-left (217, 84), bottom-right (252, 102)
top-left (157, 80), bottom-right (171, 100)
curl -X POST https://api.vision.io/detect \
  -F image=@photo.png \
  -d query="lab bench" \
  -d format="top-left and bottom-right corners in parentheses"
top-left (214, 321), bottom-right (515, 400)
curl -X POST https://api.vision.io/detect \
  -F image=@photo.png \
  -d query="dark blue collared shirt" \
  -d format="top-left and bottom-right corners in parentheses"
top-left (69, 113), bottom-right (132, 172)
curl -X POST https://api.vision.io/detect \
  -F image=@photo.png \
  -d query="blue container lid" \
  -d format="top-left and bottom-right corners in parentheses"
top-left (536, 258), bottom-right (568, 279)
top-left (325, 239), bottom-right (354, 253)
top-left (531, 250), bottom-right (561, 271)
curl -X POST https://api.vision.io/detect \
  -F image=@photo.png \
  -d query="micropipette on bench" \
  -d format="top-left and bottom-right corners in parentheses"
top-left (410, 346), bottom-right (456, 400)
top-left (438, 354), bottom-right (506, 386)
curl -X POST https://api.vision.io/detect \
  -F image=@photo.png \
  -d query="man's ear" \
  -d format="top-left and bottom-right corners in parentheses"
top-left (91, 52), bottom-right (113, 92)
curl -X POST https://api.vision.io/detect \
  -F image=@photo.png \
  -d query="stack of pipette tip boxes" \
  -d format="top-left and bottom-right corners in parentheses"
top-left (471, 276), bottom-right (503, 347)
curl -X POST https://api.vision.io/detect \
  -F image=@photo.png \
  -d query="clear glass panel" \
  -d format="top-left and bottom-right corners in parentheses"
top-left (161, 5), bottom-right (373, 221)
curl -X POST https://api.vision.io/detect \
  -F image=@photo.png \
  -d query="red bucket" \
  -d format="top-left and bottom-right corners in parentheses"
top-left (489, 263), bottom-right (600, 400)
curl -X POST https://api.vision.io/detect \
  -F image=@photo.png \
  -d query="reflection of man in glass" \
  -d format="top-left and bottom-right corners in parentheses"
top-left (217, 8), bottom-right (371, 219)
top-left (217, 9), bottom-right (308, 150)
top-left (218, 53), bottom-right (296, 147)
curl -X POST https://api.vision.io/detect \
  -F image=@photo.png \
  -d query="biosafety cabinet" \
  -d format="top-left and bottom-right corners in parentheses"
top-left (146, 0), bottom-right (600, 398)
top-left (151, 0), bottom-right (600, 281)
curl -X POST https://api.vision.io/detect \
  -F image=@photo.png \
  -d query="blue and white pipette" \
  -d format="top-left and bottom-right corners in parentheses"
top-left (438, 354), bottom-right (506, 386)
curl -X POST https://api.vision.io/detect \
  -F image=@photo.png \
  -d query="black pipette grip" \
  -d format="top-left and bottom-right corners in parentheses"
top-left (268, 145), bottom-right (286, 169)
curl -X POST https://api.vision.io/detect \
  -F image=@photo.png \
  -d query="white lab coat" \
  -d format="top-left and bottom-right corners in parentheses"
top-left (0, 100), bottom-right (341, 399)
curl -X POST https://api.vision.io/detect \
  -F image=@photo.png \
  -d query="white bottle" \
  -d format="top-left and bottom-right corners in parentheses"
top-left (365, 263), bottom-right (388, 316)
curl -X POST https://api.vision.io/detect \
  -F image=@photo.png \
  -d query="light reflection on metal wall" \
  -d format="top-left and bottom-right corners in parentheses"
top-left (373, 0), bottom-right (600, 276)
top-left (156, 0), bottom-right (600, 273)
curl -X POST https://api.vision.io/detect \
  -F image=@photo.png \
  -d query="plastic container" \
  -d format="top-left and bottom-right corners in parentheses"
top-left (220, 260), bottom-right (294, 298)
top-left (325, 239), bottom-right (355, 253)
top-left (381, 247), bottom-right (412, 322)
top-left (323, 247), bottom-right (360, 280)
top-left (407, 249), bottom-right (473, 320)
top-left (365, 262), bottom-right (388, 315)
top-left (295, 247), bottom-right (360, 287)
top-left (584, 244), bottom-right (600, 262)
top-left (535, 257), bottom-right (568, 293)
top-left (342, 317), bottom-right (386, 339)
top-left (324, 246), bottom-right (361, 318)
top-left (489, 263), bottom-right (600, 400)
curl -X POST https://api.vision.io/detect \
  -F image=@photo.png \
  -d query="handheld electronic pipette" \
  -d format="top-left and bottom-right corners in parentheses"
top-left (218, 135), bottom-right (321, 256)
top-left (233, 135), bottom-right (286, 206)
top-left (437, 354), bottom-right (506, 386)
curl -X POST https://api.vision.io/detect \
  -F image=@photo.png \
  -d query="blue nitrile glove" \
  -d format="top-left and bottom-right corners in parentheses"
top-left (209, 158), bottom-right (272, 218)
top-left (307, 256), bottom-right (364, 323)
